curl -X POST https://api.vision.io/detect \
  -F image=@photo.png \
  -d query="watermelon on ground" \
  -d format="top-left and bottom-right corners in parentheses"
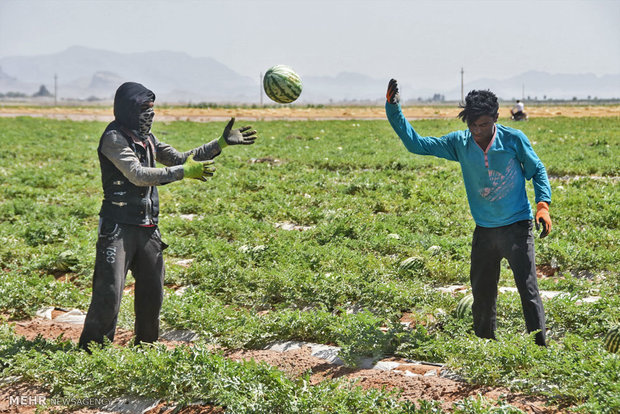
top-left (54, 250), bottom-right (79, 272)
top-left (604, 325), bottom-right (620, 353)
top-left (398, 256), bottom-right (424, 273)
top-left (456, 294), bottom-right (474, 319)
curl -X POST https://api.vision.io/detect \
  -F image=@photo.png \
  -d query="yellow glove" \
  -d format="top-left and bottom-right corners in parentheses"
top-left (183, 154), bottom-right (215, 182)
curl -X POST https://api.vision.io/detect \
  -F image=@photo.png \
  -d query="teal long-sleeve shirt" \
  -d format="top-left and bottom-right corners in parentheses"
top-left (386, 102), bottom-right (551, 228)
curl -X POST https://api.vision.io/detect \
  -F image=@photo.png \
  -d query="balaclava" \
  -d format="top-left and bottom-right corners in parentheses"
top-left (113, 82), bottom-right (156, 138)
top-left (138, 104), bottom-right (154, 137)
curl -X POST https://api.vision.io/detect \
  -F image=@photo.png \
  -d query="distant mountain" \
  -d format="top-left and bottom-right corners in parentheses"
top-left (1, 46), bottom-right (618, 102)
top-left (300, 72), bottom-right (433, 103)
top-left (0, 66), bottom-right (15, 81)
top-left (450, 70), bottom-right (620, 101)
top-left (0, 65), bottom-right (27, 91)
top-left (0, 46), bottom-right (256, 102)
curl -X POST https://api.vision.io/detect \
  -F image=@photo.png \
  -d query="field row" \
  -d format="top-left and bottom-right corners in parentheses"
top-left (0, 116), bottom-right (618, 413)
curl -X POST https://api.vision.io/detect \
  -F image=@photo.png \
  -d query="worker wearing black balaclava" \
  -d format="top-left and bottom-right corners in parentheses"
top-left (79, 82), bottom-right (258, 350)
top-left (138, 102), bottom-right (155, 137)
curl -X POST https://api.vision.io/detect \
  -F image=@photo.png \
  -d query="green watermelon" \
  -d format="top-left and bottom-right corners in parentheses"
top-left (263, 65), bottom-right (302, 104)
top-left (456, 294), bottom-right (474, 319)
top-left (604, 325), bottom-right (620, 353)
top-left (398, 256), bottom-right (424, 273)
top-left (54, 250), bottom-right (79, 272)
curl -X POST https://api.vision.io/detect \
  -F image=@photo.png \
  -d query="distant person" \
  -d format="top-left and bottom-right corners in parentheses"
top-left (385, 80), bottom-right (552, 346)
top-left (511, 100), bottom-right (527, 121)
top-left (79, 82), bottom-right (258, 351)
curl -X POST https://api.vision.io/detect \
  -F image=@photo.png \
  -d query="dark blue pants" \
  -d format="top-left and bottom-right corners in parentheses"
top-left (79, 219), bottom-right (166, 350)
top-left (470, 220), bottom-right (546, 346)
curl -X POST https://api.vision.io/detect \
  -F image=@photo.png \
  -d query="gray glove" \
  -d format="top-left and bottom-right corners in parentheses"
top-left (218, 117), bottom-right (258, 149)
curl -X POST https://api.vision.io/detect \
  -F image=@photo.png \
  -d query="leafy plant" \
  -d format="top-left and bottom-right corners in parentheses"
top-left (0, 115), bottom-right (618, 412)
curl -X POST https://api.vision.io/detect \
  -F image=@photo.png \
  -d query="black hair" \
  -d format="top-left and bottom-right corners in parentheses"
top-left (457, 90), bottom-right (499, 124)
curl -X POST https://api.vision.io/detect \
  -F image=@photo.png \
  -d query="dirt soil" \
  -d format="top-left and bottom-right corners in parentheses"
top-left (0, 104), bottom-right (618, 122)
top-left (1, 316), bottom-right (563, 413)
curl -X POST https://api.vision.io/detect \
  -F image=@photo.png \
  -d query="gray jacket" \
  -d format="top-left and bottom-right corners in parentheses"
top-left (99, 129), bottom-right (222, 186)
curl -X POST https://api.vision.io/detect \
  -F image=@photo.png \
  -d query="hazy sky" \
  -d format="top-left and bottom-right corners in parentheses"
top-left (1, 0), bottom-right (618, 89)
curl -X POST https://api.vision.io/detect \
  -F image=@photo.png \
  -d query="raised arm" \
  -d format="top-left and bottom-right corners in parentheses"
top-left (385, 79), bottom-right (458, 161)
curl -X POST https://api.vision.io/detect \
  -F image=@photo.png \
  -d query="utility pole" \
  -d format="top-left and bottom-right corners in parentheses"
top-left (259, 72), bottom-right (263, 106)
top-left (460, 67), bottom-right (464, 105)
top-left (522, 83), bottom-right (525, 101)
top-left (54, 73), bottom-right (58, 105)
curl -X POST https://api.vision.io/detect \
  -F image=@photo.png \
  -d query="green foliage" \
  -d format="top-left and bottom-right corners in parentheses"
top-left (444, 332), bottom-right (620, 412)
top-left (0, 268), bottom-right (86, 319)
top-left (0, 325), bottom-right (413, 413)
top-left (334, 313), bottom-right (406, 367)
top-left (454, 397), bottom-right (526, 413)
top-left (0, 115), bottom-right (619, 412)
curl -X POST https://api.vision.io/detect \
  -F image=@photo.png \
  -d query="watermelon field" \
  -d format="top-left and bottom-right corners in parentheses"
top-left (0, 112), bottom-right (618, 413)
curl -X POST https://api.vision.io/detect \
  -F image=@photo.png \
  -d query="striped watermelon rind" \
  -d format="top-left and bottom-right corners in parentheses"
top-left (54, 250), bottom-right (79, 271)
top-left (263, 65), bottom-right (302, 104)
top-left (604, 326), bottom-right (620, 353)
top-left (398, 256), bottom-right (424, 273)
top-left (456, 294), bottom-right (474, 319)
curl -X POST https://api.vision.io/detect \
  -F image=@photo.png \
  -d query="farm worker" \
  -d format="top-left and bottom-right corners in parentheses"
top-left (79, 82), bottom-right (258, 351)
top-left (385, 80), bottom-right (551, 346)
top-left (511, 100), bottom-right (527, 121)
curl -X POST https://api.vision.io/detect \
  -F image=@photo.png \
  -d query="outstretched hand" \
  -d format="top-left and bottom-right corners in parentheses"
top-left (219, 117), bottom-right (258, 147)
top-left (386, 79), bottom-right (400, 104)
top-left (183, 154), bottom-right (215, 182)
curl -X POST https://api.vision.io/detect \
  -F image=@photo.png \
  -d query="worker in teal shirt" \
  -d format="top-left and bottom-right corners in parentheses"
top-left (385, 80), bottom-right (552, 346)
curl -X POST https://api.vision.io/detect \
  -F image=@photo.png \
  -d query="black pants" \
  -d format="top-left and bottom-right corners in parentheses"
top-left (79, 219), bottom-right (166, 350)
top-left (470, 220), bottom-right (546, 346)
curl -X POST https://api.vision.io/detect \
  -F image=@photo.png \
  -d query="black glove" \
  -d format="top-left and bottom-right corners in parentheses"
top-left (386, 78), bottom-right (400, 104)
top-left (218, 117), bottom-right (258, 148)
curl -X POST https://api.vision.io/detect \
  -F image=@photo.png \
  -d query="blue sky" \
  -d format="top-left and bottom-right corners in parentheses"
top-left (1, 0), bottom-right (618, 89)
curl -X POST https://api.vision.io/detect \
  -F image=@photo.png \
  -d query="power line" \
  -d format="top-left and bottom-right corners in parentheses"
top-left (460, 67), bottom-right (464, 105)
top-left (259, 72), bottom-right (263, 106)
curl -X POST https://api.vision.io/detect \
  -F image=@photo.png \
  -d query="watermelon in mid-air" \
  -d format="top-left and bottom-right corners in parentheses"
top-left (263, 65), bottom-right (302, 104)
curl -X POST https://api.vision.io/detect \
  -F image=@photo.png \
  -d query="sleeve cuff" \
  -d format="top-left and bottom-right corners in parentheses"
top-left (218, 135), bottom-right (228, 150)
